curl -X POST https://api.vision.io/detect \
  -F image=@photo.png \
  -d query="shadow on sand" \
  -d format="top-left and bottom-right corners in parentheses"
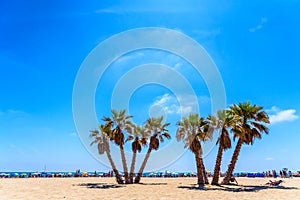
top-left (138, 182), bottom-right (168, 185)
top-left (77, 183), bottom-right (123, 189)
top-left (178, 184), bottom-right (298, 192)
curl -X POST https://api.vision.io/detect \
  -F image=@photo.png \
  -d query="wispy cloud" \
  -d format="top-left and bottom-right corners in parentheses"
top-left (174, 62), bottom-right (183, 70)
top-left (7, 109), bottom-right (26, 114)
top-left (69, 132), bottom-right (78, 137)
top-left (95, 4), bottom-right (203, 14)
top-left (249, 17), bottom-right (268, 32)
top-left (267, 106), bottom-right (299, 124)
top-left (0, 109), bottom-right (28, 117)
top-left (151, 94), bottom-right (180, 115)
top-left (150, 93), bottom-right (206, 116)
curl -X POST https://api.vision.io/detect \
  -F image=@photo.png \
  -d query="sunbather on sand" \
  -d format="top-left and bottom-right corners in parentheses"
top-left (266, 180), bottom-right (284, 186)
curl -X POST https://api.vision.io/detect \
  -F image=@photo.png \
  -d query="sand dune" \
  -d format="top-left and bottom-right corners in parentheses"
top-left (0, 177), bottom-right (299, 200)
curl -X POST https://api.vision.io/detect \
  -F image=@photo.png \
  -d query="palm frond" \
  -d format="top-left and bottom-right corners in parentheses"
top-left (162, 133), bottom-right (171, 139)
top-left (125, 135), bottom-right (134, 143)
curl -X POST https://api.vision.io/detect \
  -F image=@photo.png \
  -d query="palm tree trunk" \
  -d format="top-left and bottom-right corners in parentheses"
top-left (211, 143), bottom-right (223, 185)
top-left (129, 150), bottom-right (137, 184)
top-left (195, 153), bottom-right (205, 186)
top-left (105, 149), bottom-right (123, 184)
top-left (198, 141), bottom-right (208, 184)
top-left (134, 147), bottom-right (152, 183)
top-left (120, 144), bottom-right (130, 184)
top-left (200, 157), bottom-right (209, 184)
top-left (221, 138), bottom-right (243, 185)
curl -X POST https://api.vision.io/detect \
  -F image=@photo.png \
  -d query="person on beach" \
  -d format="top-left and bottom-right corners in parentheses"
top-left (272, 170), bottom-right (277, 178)
top-left (283, 170), bottom-right (287, 178)
top-left (289, 171), bottom-right (293, 178)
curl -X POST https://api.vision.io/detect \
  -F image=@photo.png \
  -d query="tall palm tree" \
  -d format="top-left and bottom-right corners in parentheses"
top-left (125, 124), bottom-right (149, 183)
top-left (221, 102), bottom-right (269, 185)
top-left (134, 116), bottom-right (171, 183)
top-left (176, 114), bottom-right (212, 186)
top-left (209, 110), bottom-right (234, 185)
top-left (103, 109), bottom-right (133, 184)
top-left (90, 124), bottom-right (123, 184)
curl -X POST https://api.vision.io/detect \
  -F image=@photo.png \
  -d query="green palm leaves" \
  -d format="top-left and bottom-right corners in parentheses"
top-left (90, 110), bottom-right (171, 184)
top-left (89, 124), bottom-right (123, 184)
top-left (90, 101), bottom-right (269, 186)
top-left (221, 102), bottom-right (269, 185)
top-left (126, 124), bottom-right (149, 183)
top-left (134, 116), bottom-right (171, 183)
top-left (176, 114), bottom-right (212, 186)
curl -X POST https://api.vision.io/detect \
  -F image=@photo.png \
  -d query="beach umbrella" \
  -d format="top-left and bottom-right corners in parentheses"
top-left (171, 172), bottom-right (178, 177)
top-left (3, 173), bottom-right (10, 178)
top-left (82, 172), bottom-right (88, 177)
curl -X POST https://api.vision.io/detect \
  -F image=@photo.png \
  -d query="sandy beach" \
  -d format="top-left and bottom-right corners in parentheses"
top-left (0, 177), bottom-right (299, 200)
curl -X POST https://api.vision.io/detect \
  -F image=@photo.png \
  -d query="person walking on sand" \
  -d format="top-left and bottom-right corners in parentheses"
top-left (289, 171), bottom-right (293, 178)
top-left (272, 170), bottom-right (277, 178)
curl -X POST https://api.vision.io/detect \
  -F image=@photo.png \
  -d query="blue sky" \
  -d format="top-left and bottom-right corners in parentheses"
top-left (1, 0), bottom-right (300, 173)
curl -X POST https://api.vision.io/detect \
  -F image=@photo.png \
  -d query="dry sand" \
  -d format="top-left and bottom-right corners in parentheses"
top-left (0, 177), bottom-right (299, 200)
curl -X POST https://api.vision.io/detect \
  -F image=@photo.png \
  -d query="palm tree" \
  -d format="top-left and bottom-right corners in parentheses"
top-left (221, 102), bottom-right (269, 185)
top-left (209, 110), bottom-right (234, 185)
top-left (125, 124), bottom-right (149, 183)
top-left (134, 116), bottom-right (171, 183)
top-left (90, 124), bottom-right (123, 184)
top-left (103, 109), bottom-right (133, 184)
top-left (176, 114), bottom-right (212, 186)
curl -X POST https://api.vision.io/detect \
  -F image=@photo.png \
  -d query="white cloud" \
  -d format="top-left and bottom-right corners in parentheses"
top-left (153, 94), bottom-right (172, 106)
top-left (151, 94), bottom-right (180, 114)
top-left (150, 93), bottom-right (207, 116)
top-left (266, 157), bottom-right (274, 161)
top-left (0, 109), bottom-right (27, 117)
top-left (180, 106), bottom-right (193, 114)
top-left (249, 17), bottom-right (268, 32)
top-left (174, 62), bottom-right (183, 70)
top-left (69, 132), bottom-right (77, 137)
top-left (7, 109), bottom-right (26, 114)
top-left (267, 106), bottom-right (299, 124)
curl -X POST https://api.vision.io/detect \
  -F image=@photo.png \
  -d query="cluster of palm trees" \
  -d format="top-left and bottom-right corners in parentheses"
top-left (90, 102), bottom-right (270, 186)
top-left (90, 110), bottom-right (171, 184)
